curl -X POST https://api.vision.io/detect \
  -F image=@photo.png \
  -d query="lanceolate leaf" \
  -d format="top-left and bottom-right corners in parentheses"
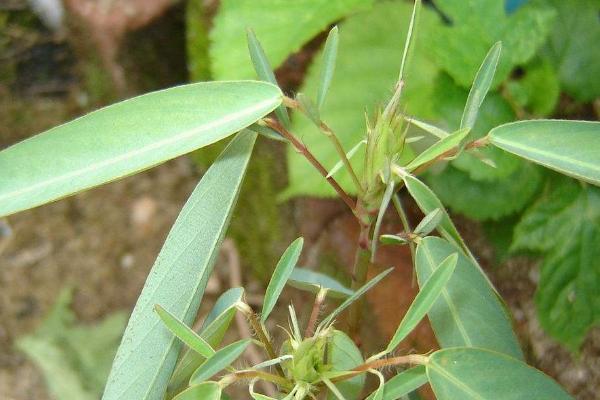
top-left (427, 348), bottom-right (572, 399)
top-left (288, 268), bottom-right (354, 298)
top-left (489, 120), bottom-right (600, 186)
top-left (155, 305), bottom-right (215, 359)
top-left (460, 42), bottom-right (502, 131)
top-left (366, 366), bottom-right (427, 400)
top-left (167, 288), bottom-right (244, 398)
top-left (172, 382), bottom-right (221, 400)
top-left (416, 237), bottom-right (523, 360)
top-left (189, 339), bottom-right (251, 385)
top-left (405, 127), bottom-right (469, 171)
top-left (261, 237), bottom-right (304, 322)
top-left (386, 253), bottom-right (457, 353)
top-left (413, 208), bottom-right (443, 236)
top-left (317, 26), bottom-right (339, 110)
top-left (102, 132), bottom-right (257, 400)
top-left (0, 82), bottom-right (281, 218)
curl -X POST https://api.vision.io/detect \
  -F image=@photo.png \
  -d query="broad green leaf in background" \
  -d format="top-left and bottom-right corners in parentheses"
top-left (288, 267), bottom-right (354, 298)
top-left (209, 0), bottom-right (373, 79)
top-left (0, 81), bottom-right (280, 217)
top-left (427, 348), bottom-right (572, 399)
top-left (172, 382), bottom-right (221, 400)
top-left (365, 366), bottom-right (428, 400)
top-left (489, 120), bottom-right (600, 186)
top-left (504, 58), bottom-right (560, 116)
top-left (189, 339), bottom-right (251, 385)
top-left (416, 237), bottom-right (523, 359)
top-left (167, 288), bottom-right (244, 398)
top-left (425, 0), bottom-right (555, 88)
top-left (155, 305), bottom-right (215, 359)
top-left (512, 176), bottom-right (600, 350)
top-left (460, 42), bottom-right (501, 131)
top-left (327, 330), bottom-right (366, 400)
top-left (386, 253), bottom-right (457, 353)
top-left (285, 1), bottom-right (441, 198)
top-left (541, 0), bottom-right (600, 102)
top-left (17, 289), bottom-right (126, 400)
top-left (103, 132), bottom-right (256, 400)
top-left (427, 163), bottom-right (543, 221)
top-left (261, 237), bottom-right (304, 322)
top-left (318, 268), bottom-right (393, 329)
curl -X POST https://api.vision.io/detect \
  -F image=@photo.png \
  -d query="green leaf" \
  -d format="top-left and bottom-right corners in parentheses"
top-left (16, 289), bottom-right (126, 400)
top-left (261, 237), bottom-right (304, 322)
top-left (504, 58), bottom-right (559, 116)
top-left (327, 330), bottom-right (366, 400)
top-left (288, 268), bottom-right (354, 298)
top-left (366, 366), bottom-right (427, 400)
top-left (512, 176), bottom-right (600, 349)
top-left (405, 127), bottom-right (470, 171)
top-left (317, 26), bottom-right (339, 110)
top-left (0, 82), bottom-right (280, 217)
top-left (406, 117), bottom-right (449, 139)
top-left (246, 29), bottom-right (290, 127)
top-left (460, 42), bottom-right (501, 131)
top-left (425, 0), bottom-right (555, 88)
top-left (416, 237), bottom-right (523, 359)
top-left (489, 120), bottom-right (600, 186)
top-left (210, 0), bottom-right (373, 79)
top-left (371, 180), bottom-right (396, 261)
top-left (155, 305), bottom-right (215, 359)
top-left (386, 253), bottom-right (457, 353)
top-left (103, 132), bottom-right (256, 400)
top-left (189, 339), bottom-right (251, 385)
top-left (427, 347), bottom-right (572, 399)
top-left (413, 208), bottom-right (443, 236)
top-left (319, 268), bottom-right (393, 329)
top-left (541, 0), bottom-right (600, 102)
top-left (167, 288), bottom-right (244, 398)
top-left (172, 382), bottom-right (222, 400)
top-left (427, 163), bottom-right (543, 221)
top-left (284, 1), bottom-right (441, 198)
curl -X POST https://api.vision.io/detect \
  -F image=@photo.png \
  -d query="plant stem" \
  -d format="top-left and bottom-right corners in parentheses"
top-left (347, 219), bottom-right (372, 343)
top-left (264, 118), bottom-right (357, 214)
top-left (392, 194), bottom-right (416, 263)
top-left (305, 287), bottom-right (328, 338)
top-left (328, 354), bottom-right (429, 383)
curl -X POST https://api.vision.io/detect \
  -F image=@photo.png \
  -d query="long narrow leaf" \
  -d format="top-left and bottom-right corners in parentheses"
top-left (460, 42), bottom-right (502, 130)
top-left (0, 82), bottom-right (281, 217)
top-left (247, 29), bottom-right (291, 127)
top-left (406, 117), bottom-right (449, 139)
top-left (317, 26), bottom-right (339, 110)
top-left (189, 339), bottom-right (251, 385)
top-left (155, 305), bottom-right (215, 359)
top-left (102, 132), bottom-right (257, 400)
top-left (405, 128), bottom-right (470, 171)
top-left (261, 237), bottom-right (304, 322)
top-left (319, 268), bottom-right (393, 329)
top-left (288, 268), bottom-right (353, 298)
top-left (398, 0), bottom-right (422, 82)
top-left (371, 180), bottom-right (396, 261)
top-left (172, 382), bottom-right (221, 400)
top-left (386, 253), bottom-right (457, 353)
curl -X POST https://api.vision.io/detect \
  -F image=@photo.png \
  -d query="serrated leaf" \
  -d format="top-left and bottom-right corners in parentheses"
top-left (425, 0), bottom-right (555, 88)
top-left (489, 120), bottom-right (600, 186)
top-left (427, 163), bottom-right (543, 221)
top-left (541, 0), bottom-right (600, 102)
top-left (0, 82), bottom-right (280, 218)
top-left (261, 237), bottom-right (304, 322)
top-left (512, 176), bottom-right (600, 349)
top-left (155, 305), bottom-right (215, 359)
top-left (416, 237), bottom-right (523, 359)
top-left (327, 330), bottom-right (366, 400)
top-left (102, 132), bottom-right (256, 400)
top-left (317, 26), bottom-right (339, 110)
top-left (167, 288), bottom-right (244, 398)
top-left (172, 382), bottom-right (222, 400)
top-left (288, 268), bottom-right (354, 298)
top-left (319, 268), bottom-right (392, 329)
top-left (210, 0), bottom-right (373, 79)
top-left (386, 253), bottom-right (456, 353)
top-left (189, 339), bottom-right (251, 385)
top-left (427, 348), bottom-right (572, 399)
top-left (365, 366), bottom-right (427, 400)
top-left (460, 41), bottom-right (501, 131)
top-left (285, 1), bottom-right (440, 198)
top-left (405, 127), bottom-right (470, 171)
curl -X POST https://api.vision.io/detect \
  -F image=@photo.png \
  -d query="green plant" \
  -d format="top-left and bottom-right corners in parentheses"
top-left (2, 0), bottom-right (598, 398)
